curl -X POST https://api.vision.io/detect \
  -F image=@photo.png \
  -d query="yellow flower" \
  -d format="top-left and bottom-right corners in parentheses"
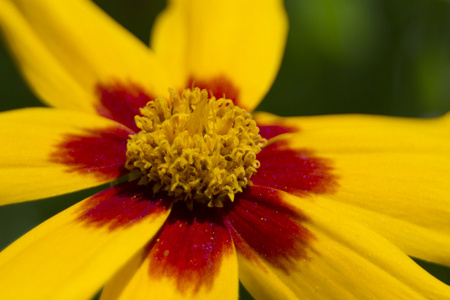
top-left (1, 1), bottom-right (450, 299)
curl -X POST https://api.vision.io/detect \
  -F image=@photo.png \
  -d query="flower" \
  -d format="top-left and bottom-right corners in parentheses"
top-left (0, 0), bottom-right (450, 299)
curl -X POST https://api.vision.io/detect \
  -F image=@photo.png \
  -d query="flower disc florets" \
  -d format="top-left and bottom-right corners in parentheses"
top-left (125, 87), bottom-right (266, 208)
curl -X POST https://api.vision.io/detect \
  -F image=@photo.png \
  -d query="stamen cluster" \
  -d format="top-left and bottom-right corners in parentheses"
top-left (125, 88), bottom-right (266, 208)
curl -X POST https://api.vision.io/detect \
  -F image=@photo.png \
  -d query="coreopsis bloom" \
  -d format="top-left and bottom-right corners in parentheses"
top-left (0, 0), bottom-right (449, 299)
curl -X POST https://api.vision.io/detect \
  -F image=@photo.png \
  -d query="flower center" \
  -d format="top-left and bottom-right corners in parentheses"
top-left (125, 88), bottom-right (266, 208)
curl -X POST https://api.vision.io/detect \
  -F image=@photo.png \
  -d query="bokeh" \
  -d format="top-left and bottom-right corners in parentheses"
top-left (1, 0), bottom-right (449, 299)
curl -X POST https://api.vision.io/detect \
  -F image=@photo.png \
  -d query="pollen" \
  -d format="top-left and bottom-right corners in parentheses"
top-left (125, 87), bottom-right (266, 208)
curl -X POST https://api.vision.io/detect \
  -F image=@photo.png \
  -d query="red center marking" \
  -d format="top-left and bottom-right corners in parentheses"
top-left (257, 123), bottom-right (298, 140)
top-left (56, 81), bottom-right (331, 285)
top-left (50, 126), bottom-right (132, 181)
top-left (225, 185), bottom-right (312, 273)
top-left (78, 181), bottom-right (172, 229)
top-left (187, 75), bottom-right (241, 108)
top-left (52, 83), bottom-right (157, 180)
top-left (147, 201), bottom-right (233, 294)
top-left (96, 83), bottom-right (154, 132)
top-left (252, 141), bottom-right (338, 196)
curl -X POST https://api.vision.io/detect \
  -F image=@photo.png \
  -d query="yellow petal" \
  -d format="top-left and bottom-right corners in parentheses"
top-left (0, 1), bottom-right (95, 113)
top-left (101, 247), bottom-right (238, 300)
top-left (0, 0), bottom-right (171, 112)
top-left (236, 187), bottom-right (450, 299)
top-left (269, 113), bottom-right (450, 266)
top-left (100, 248), bottom-right (147, 300)
top-left (254, 111), bottom-right (450, 136)
top-left (151, 0), bottom-right (288, 112)
top-left (0, 182), bottom-right (171, 300)
top-left (101, 202), bottom-right (239, 300)
top-left (0, 108), bottom-right (132, 205)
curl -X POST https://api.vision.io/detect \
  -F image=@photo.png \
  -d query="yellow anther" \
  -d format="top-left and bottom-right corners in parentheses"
top-left (125, 87), bottom-right (266, 207)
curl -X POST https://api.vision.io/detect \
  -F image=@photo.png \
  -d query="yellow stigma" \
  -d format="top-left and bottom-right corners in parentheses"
top-left (125, 87), bottom-right (266, 208)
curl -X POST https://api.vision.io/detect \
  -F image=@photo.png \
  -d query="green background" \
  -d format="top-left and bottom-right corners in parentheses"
top-left (0, 0), bottom-right (449, 298)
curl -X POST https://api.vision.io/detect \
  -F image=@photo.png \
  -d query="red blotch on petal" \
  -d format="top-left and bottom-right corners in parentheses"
top-left (78, 181), bottom-right (172, 229)
top-left (188, 75), bottom-right (241, 108)
top-left (96, 83), bottom-right (154, 132)
top-left (51, 126), bottom-right (131, 181)
top-left (252, 141), bottom-right (338, 196)
top-left (225, 185), bottom-right (312, 272)
top-left (147, 201), bottom-right (233, 294)
top-left (258, 124), bottom-right (298, 140)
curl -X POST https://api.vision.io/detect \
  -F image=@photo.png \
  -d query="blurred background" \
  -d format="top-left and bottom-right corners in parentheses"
top-left (0, 0), bottom-right (449, 298)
